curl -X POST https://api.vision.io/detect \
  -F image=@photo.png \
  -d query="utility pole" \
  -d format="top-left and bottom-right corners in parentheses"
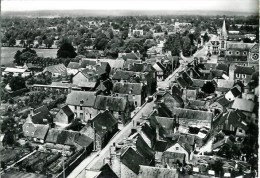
top-left (93, 122), bottom-right (96, 151)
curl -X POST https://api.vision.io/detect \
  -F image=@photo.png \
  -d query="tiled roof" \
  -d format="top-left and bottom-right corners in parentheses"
top-left (157, 103), bottom-right (173, 118)
top-left (113, 82), bottom-right (143, 95)
top-left (234, 66), bottom-right (255, 75)
top-left (213, 110), bottom-right (248, 130)
top-left (32, 105), bottom-right (53, 124)
top-left (94, 95), bottom-right (127, 112)
top-left (138, 165), bottom-right (178, 178)
top-left (66, 91), bottom-right (96, 107)
top-left (91, 110), bottom-right (118, 137)
top-left (96, 62), bottom-right (110, 75)
top-left (216, 64), bottom-right (229, 73)
top-left (33, 124), bottom-right (49, 140)
top-left (112, 70), bottom-right (145, 81)
top-left (101, 59), bottom-right (125, 69)
top-left (43, 64), bottom-right (67, 75)
top-left (121, 147), bottom-right (149, 174)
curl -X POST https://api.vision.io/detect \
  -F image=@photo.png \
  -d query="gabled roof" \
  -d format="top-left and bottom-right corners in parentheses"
top-left (123, 59), bottom-right (142, 69)
top-left (231, 98), bottom-right (255, 113)
top-left (250, 43), bottom-right (259, 53)
top-left (192, 79), bottom-right (211, 88)
top-left (234, 66), bottom-right (255, 75)
top-left (96, 62), bottom-right (110, 75)
top-left (121, 147), bottom-right (149, 174)
top-left (33, 124), bottom-right (49, 139)
top-left (157, 103), bottom-right (173, 118)
top-left (67, 62), bottom-right (80, 69)
top-left (176, 76), bottom-right (189, 88)
top-left (152, 62), bottom-right (166, 71)
top-left (100, 59), bottom-right (125, 69)
top-left (216, 79), bottom-right (234, 89)
top-left (94, 95), bottom-right (127, 112)
top-left (171, 85), bottom-right (183, 97)
top-left (60, 105), bottom-right (74, 117)
top-left (66, 91), bottom-right (96, 107)
top-left (99, 163), bottom-right (119, 178)
top-left (172, 108), bottom-right (213, 122)
top-left (91, 110), bottom-right (118, 137)
top-left (113, 82), bottom-right (143, 95)
top-left (213, 110), bottom-right (248, 131)
top-left (46, 129), bottom-right (78, 146)
top-left (162, 92), bottom-right (184, 106)
top-left (155, 116), bottom-right (175, 136)
top-left (43, 64), bottom-right (67, 75)
top-left (32, 105), bottom-right (53, 124)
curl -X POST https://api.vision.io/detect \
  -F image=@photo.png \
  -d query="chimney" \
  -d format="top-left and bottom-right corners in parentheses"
top-left (105, 106), bottom-right (109, 111)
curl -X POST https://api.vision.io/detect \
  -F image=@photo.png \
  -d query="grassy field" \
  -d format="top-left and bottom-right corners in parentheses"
top-left (1, 47), bottom-right (58, 66)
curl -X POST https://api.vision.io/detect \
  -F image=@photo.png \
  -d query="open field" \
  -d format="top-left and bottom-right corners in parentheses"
top-left (1, 47), bottom-right (58, 66)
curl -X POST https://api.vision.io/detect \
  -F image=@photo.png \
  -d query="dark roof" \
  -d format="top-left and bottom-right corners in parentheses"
top-left (230, 86), bottom-right (242, 97)
top-left (113, 82), bottom-right (143, 95)
top-left (234, 66), bottom-right (255, 75)
top-left (60, 105), bottom-right (74, 117)
top-left (216, 64), bottom-right (229, 73)
top-left (153, 62), bottom-right (166, 71)
top-left (99, 163), bottom-right (119, 178)
top-left (66, 91), bottom-right (96, 107)
top-left (155, 116), bottom-right (175, 136)
top-left (215, 95), bottom-right (231, 107)
top-left (32, 105), bottom-right (53, 124)
top-left (135, 134), bottom-right (155, 164)
top-left (23, 123), bottom-right (36, 138)
top-left (96, 79), bottom-right (113, 91)
top-left (182, 72), bottom-right (193, 85)
top-left (176, 76), bottom-right (189, 88)
top-left (226, 42), bottom-right (254, 50)
top-left (123, 59), bottom-right (142, 69)
top-left (157, 103), bottom-right (173, 117)
top-left (1, 170), bottom-right (47, 178)
top-left (121, 147), bottom-right (149, 174)
top-left (204, 63), bottom-right (217, 70)
top-left (213, 110), bottom-right (248, 130)
top-left (91, 110), bottom-right (118, 137)
top-left (130, 63), bottom-right (154, 72)
top-left (67, 62), bottom-right (80, 69)
top-left (154, 140), bottom-right (168, 152)
top-left (212, 69), bottom-right (224, 77)
top-left (94, 95), bottom-right (127, 112)
top-left (171, 85), bottom-right (183, 97)
top-left (74, 133), bottom-right (93, 148)
top-left (162, 152), bottom-right (186, 162)
top-left (140, 122), bottom-right (156, 142)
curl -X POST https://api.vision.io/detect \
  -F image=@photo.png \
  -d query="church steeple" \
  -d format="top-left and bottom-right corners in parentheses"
top-left (220, 18), bottom-right (228, 40)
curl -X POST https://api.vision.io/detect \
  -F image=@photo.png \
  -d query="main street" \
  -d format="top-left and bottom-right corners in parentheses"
top-left (68, 42), bottom-right (210, 178)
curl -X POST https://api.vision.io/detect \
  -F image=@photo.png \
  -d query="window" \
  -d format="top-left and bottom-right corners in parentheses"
top-left (80, 113), bottom-right (83, 120)
top-left (89, 114), bottom-right (92, 118)
top-left (238, 129), bottom-right (243, 133)
top-left (242, 74), bottom-right (246, 79)
top-left (243, 51), bottom-right (247, 55)
top-left (243, 63), bottom-right (247, 66)
top-left (236, 51), bottom-right (240, 55)
top-left (176, 147), bottom-right (179, 150)
top-left (236, 74), bottom-right (240, 78)
top-left (80, 106), bottom-right (83, 110)
top-left (74, 106), bottom-right (77, 110)
top-left (74, 112), bottom-right (77, 117)
top-left (228, 51), bottom-right (232, 55)
top-left (134, 101), bottom-right (138, 106)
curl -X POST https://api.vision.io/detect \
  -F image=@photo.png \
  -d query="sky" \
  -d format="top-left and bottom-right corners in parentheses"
top-left (1, 0), bottom-right (259, 13)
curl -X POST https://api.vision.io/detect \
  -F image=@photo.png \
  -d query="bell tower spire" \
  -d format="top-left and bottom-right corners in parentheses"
top-left (220, 18), bottom-right (228, 40)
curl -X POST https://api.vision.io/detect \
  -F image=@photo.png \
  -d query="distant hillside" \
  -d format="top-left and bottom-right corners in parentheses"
top-left (1, 10), bottom-right (258, 18)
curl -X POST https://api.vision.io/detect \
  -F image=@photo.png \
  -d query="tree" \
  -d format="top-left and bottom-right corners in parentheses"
top-left (202, 33), bottom-right (210, 43)
top-left (201, 81), bottom-right (216, 94)
top-left (182, 36), bottom-right (192, 56)
top-left (57, 42), bottom-right (77, 58)
top-left (9, 76), bottom-right (26, 91)
top-left (155, 25), bottom-right (162, 32)
top-left (163, 34), bottom-right (182, 56)
top-left (44, 38), bottom-right (54, 48)
top-left (8, 37), bottom-right (16, 47)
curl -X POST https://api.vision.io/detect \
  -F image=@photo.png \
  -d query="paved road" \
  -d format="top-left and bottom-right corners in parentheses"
top-left (68, 94), bottom-right (157, 178)
top-left (68, 43), bottom-right (210, 178)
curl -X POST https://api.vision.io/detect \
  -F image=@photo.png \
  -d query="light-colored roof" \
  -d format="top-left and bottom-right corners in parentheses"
top-left (4, 67), bottom-right (27, 73)
top-left (231, 98), bottom-right (255, 112)
top-left (216, 79), bottom-right (234, 89)
top-left (138, 165), bottom-right (177, 178)
top-left (85, 170), bottom-right (101, 178)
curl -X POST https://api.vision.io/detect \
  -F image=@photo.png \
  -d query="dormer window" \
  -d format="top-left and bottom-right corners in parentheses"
top-left (236, 74), bottom-right (240, 78)
top-left (228, 51), bottom-right (232, 55)
top-left (243, 51), bottom-right (247, 55)
top-left (242, 74), bottom-right (246, 79)
top-left (236, 51), bottom-right (240, 55)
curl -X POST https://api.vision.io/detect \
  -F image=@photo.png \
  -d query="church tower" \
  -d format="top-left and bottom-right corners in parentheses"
top-left (219, 18), bottom-right (228, 50)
